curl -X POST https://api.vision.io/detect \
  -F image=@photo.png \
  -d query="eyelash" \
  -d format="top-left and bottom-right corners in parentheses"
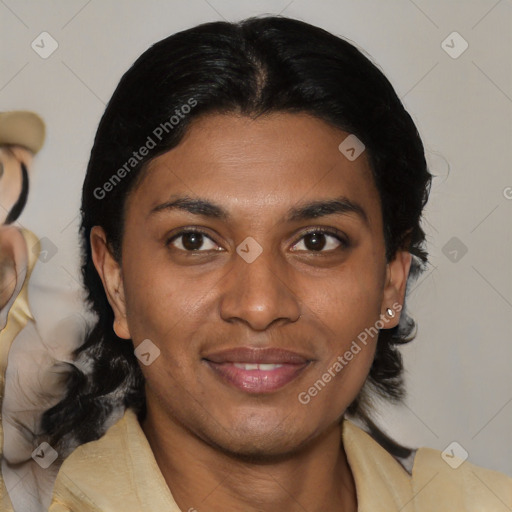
top-left (165, 226), bottom-right (350, 254)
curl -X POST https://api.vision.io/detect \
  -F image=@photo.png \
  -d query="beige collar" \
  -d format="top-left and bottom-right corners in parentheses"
top-left (50, 408), bottom-right (417, 511)
top-left (50, 407), bottom-right (512, 511)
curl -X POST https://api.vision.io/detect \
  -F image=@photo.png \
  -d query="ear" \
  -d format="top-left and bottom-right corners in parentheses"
top-left (90, 226), bottom-right (131, 339)
top-left (380, 250), bottom-right (412, 328)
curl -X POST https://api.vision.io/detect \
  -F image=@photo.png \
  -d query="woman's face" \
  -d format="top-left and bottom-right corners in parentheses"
top-left (93, 112), bottom-right (410, 458)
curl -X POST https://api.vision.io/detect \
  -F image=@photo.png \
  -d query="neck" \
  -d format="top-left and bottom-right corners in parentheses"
top-left (141, 401), bottom-right (357, 512)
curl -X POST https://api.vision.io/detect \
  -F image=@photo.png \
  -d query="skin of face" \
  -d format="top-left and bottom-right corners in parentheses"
top-left (91, 112), bottom-right (411, 511)
top-left (0, 146), bottom-right (33, 225)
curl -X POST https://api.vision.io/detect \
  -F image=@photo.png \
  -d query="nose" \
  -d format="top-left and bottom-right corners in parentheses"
top-left (219, 244), bottom-right (302, 331)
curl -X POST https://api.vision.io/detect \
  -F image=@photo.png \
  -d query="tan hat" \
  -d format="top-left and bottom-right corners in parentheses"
top-left (0, 111), bottom-right (46, 154)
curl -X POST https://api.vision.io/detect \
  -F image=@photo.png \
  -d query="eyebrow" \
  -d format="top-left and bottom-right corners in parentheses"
top-left (149, 195), bottom-right (369, 226)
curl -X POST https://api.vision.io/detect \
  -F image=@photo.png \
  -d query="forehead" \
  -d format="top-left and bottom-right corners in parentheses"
top-left (128, 112), bottom-right (381, 227)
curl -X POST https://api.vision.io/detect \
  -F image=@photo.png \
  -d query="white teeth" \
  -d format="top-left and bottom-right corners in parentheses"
top-left (233, 363), bottom-right (284, 371)
top-left (234, 363), bottom-right (259, 370)
top-left (258, 363), bottom-right (283, 371)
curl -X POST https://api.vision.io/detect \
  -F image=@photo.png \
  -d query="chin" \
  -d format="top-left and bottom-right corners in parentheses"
top-left (210, 435), bottom-right (308, 463)
top-left (199, 416), bottom-right (320, 463)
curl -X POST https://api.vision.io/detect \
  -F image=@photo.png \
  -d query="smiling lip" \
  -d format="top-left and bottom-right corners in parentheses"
top-left (203, 347), bottom-right (312, 393)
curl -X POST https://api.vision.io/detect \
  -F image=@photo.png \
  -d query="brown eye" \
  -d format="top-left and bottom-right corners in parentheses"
top-left (0, 162), bottom-right (4, 179)
top-left (291, 228), bottom-right (349, 253)
top-left (181, 232), bottom-right (205, 251)
top-left (303, 232), bottom-right (328, 251)
top-left (167, 230), bottom-right (220, 252)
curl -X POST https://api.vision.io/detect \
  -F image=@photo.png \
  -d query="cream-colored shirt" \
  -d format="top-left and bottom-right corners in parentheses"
top-left (45, 407), bottom-right (512, 511)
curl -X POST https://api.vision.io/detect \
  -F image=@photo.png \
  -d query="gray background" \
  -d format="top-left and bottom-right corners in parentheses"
top-left (1, 0), bottom-right (511, 478)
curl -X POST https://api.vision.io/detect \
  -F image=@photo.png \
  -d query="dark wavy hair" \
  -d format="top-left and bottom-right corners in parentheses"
top-left (41, 15), bottom-right (431, 459)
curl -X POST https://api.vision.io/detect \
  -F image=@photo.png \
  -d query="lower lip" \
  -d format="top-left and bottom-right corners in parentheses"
top-left (204, 361), bottom-right (310, 393)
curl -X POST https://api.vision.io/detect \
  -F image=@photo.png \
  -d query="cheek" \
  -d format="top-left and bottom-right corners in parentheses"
top-left (121, 262), bottom-right (197, 396)
top-left (311, 252), bottom-right (384, 333)
top-left (295, 258), bottom-right (383, 410)
top-left (120, 240), bottom-right (209, 360)
top-left (297, 289), bottom-right (378, 420)
top-left (121, 243), bottom-right (173, 342)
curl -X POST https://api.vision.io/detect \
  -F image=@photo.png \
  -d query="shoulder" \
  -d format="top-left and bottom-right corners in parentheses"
top-left (343, 420), bottom-right (512, 511)
top-left (412, 446), bottom-right (512, 511)
top-left (49, 408), bottom-right (180, 512)
top-left (49, 409), bottom-right (132, 512)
